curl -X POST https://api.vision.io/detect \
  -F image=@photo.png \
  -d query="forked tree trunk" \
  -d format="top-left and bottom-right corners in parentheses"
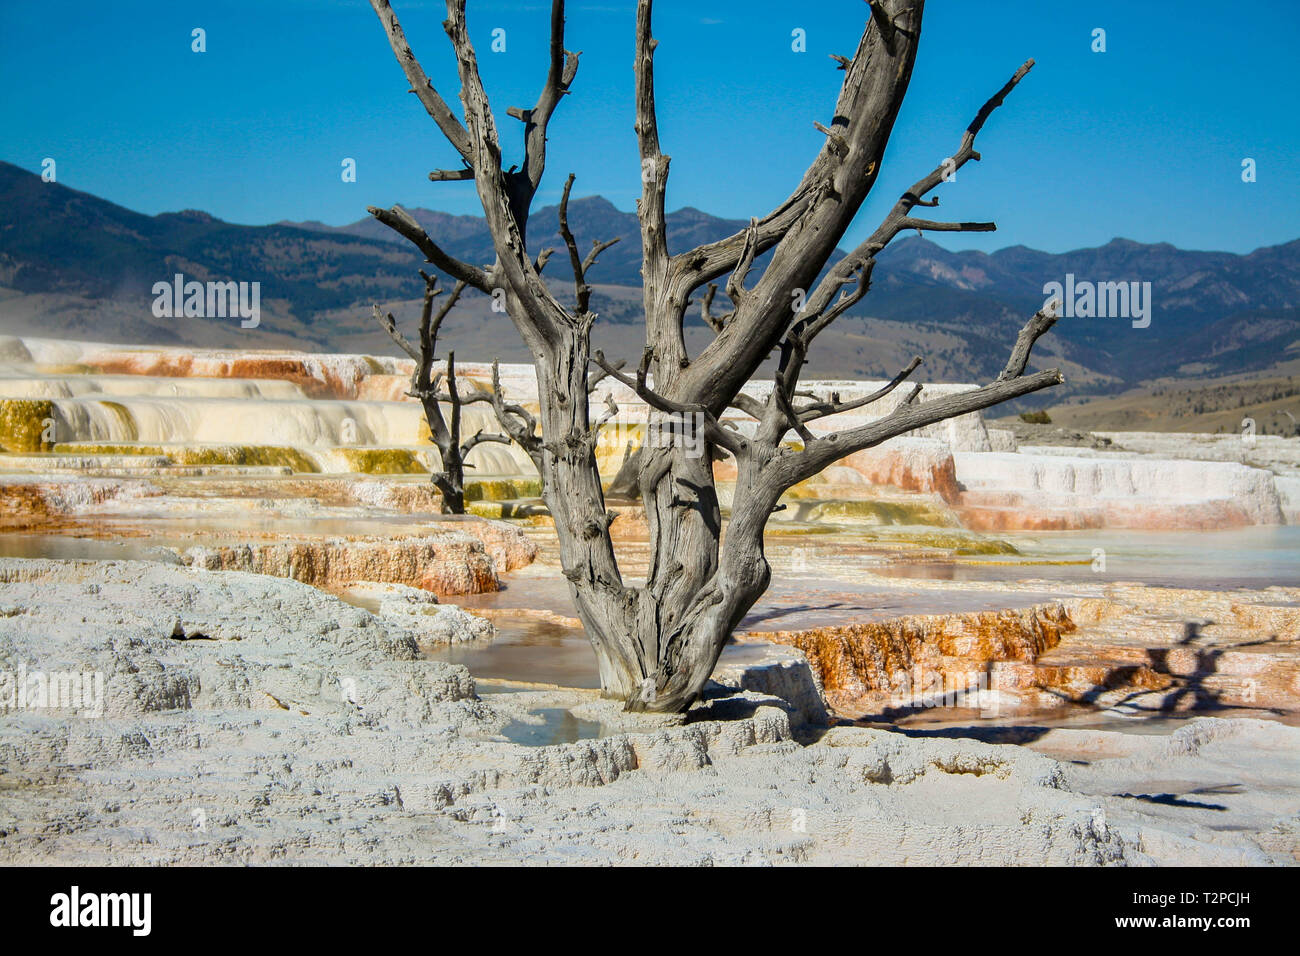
top-left (367, 0), bottom-right (1064, 712)
top-left (429, 447), bottom-right (466, 515)
top-left (536, 328), bottom-right (777, 711)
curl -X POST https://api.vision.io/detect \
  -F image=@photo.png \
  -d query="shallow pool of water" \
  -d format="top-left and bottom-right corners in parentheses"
top-left (493, 706), bottom-right (606, 746)
top-left (4, 512), bottom-right (1295, 745)
top-left (424, 615), bottom-right (602, 689)
top-left (881, 526), bottom-right (1300, 590)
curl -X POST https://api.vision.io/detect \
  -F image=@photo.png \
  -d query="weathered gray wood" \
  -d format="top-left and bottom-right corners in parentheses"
top-left (367, 0), bottom-right (1063, 712)
top-left (370, 273), bottom-right (509, 514)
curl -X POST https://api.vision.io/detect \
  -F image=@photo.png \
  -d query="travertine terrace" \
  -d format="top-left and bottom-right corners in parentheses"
top-left (2, 337), bottom-right (1298, 865)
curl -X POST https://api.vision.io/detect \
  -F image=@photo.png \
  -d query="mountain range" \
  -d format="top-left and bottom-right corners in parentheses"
top-left (2, 159), bottom-right (1297, 400)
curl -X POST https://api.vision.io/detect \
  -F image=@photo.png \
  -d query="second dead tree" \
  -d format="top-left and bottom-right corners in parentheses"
top-left (372, 272), bottom-right (519, 514)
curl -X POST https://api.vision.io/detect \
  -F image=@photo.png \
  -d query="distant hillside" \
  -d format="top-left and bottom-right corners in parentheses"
top-left (1006, 367), bottom-right (1300, 437)
top-left (281, 196), bottom-right (769, 292)
top-left (2, 159), bottom-right (1297, 403)
top-left (871, 235), bottom-right (1300, 383)
top-left (0, 161), bottom-right (427, 348)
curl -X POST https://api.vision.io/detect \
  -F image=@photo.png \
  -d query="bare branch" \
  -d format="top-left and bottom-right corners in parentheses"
top-left (777, 301), bottom-right (1064, 485)
top-left (663, 1), bottom-right (927, 313)
top-left (795, 356), bottom-right (923, 422)
top-left (590, 348), bottom-right (692, 417)
top-left (965, 58), bottom-right (1036, 150)
top-left (796, 260), bottom-right (873, 346)
top-left (867, 0), bottom-right (898, 53)
top-left (555, 173), bottom-right (620, 315)
top-left (591, 350), bottom-right (746, 455)
top-left (724, 219), bottom-right (760, 306)
top-left (812, 121), bottom-right (849, 158)
top-left (414, 274), bottom-right (441, 397)
top-left (728, 393), bottom-right (767, 421)
top-left (668, 178), bottom-right (824, 300)
top-left (461, 430), bottom-right (514, 452)
top-left (587, 357), bottom-right (626, 393)
top-left (672, 3), bottom-right (927, 409)
top-left (775, 260), bottom-right (876, 402)
top-left (895, 217), bottom-right (996, 235)
top-left (775, 58), bottom-right (1036, 391)
top-left (372, 305), bottom-right (421, 363)
top-left (593, 393), bottom-right (621, 435)
top-left (368, 0), bottom-right (473, 162)
top-left (519, 0), bottom-right (580, 193)
top-left (582, 236), bottom-right (622, 274)
top-left (375, 271), bottom-right (460, 444)
top-left (367, 204), bottom-right (490, 292)
top-left (557, 173), bottom-right (590, 313)
top-left (445, 348), bottom-right (462, 450)
top-left (428, 166), bottom-right (474, 182)
top-left (634, 0), bottom-right (691, 379)
top-left (864, 59), bottom-right (1036, 255)
top-left (771, 370), bottom-right (813, 444)
top-left (783, 368), bottom-right (1062, 487)
top-left (699, 283), bottom-right (728, 333)
top-left (635, 0), bottom-right (668, 276)
top-left (421, 270), bottom-right (466, 343)
top-left (483, 360), bottom-right (544, 468)
top-left (999, 301), bottom-right (1060, 380)
top-left (439, 0), bottom-right (566, 350)
top-left (372, 0), bottom-right (565, 351)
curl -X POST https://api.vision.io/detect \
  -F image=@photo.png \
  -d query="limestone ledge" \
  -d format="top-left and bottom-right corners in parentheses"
top-left (1, 556), bottom-right (1295, 864)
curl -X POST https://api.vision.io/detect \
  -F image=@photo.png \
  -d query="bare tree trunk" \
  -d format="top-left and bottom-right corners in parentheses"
top-left (367, 0), bottom-right (1063, 711)
top-left (536, 324), bottom-right (644, 697)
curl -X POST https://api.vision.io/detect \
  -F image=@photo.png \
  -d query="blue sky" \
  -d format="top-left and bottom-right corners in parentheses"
top-left (2, 0), bottom-right (1296, 254)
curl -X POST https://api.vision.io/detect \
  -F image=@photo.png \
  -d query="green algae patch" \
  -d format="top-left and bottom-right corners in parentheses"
top-left (760, 523), bottom-right (1020, 554)
top-left (762, 524), bottom-right (842, 537)
top-left (797, 498), bottom-right (957, 527)
top-left (468, 498), bottom-right (549, 519)
top-left (54, 442), bottom-right (158, 457)
top-left (53, 442), bottom-right (321, 473)
top-left (952, 539), bottom-right (1021, 556)
top-left (175, 445), bottom-right (319, 472)
top-left (873, 530), bottom-right (1021, 555)
top-left (954, 557), bottom-right (1086, 566)
top-left (465, 478), bottom-right (543, 502)
top-left (783, 481), bottom-right (828, 500)
top-left (0, 399), bottom-right (55, 452)
top-left (335, 447), bottom-right (428, 475)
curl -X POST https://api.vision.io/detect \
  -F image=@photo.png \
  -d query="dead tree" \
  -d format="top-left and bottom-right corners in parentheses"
top-left (371, 271), bottom-right (515, 513)
top-left (367, 0), bottom-right (1063, 712)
